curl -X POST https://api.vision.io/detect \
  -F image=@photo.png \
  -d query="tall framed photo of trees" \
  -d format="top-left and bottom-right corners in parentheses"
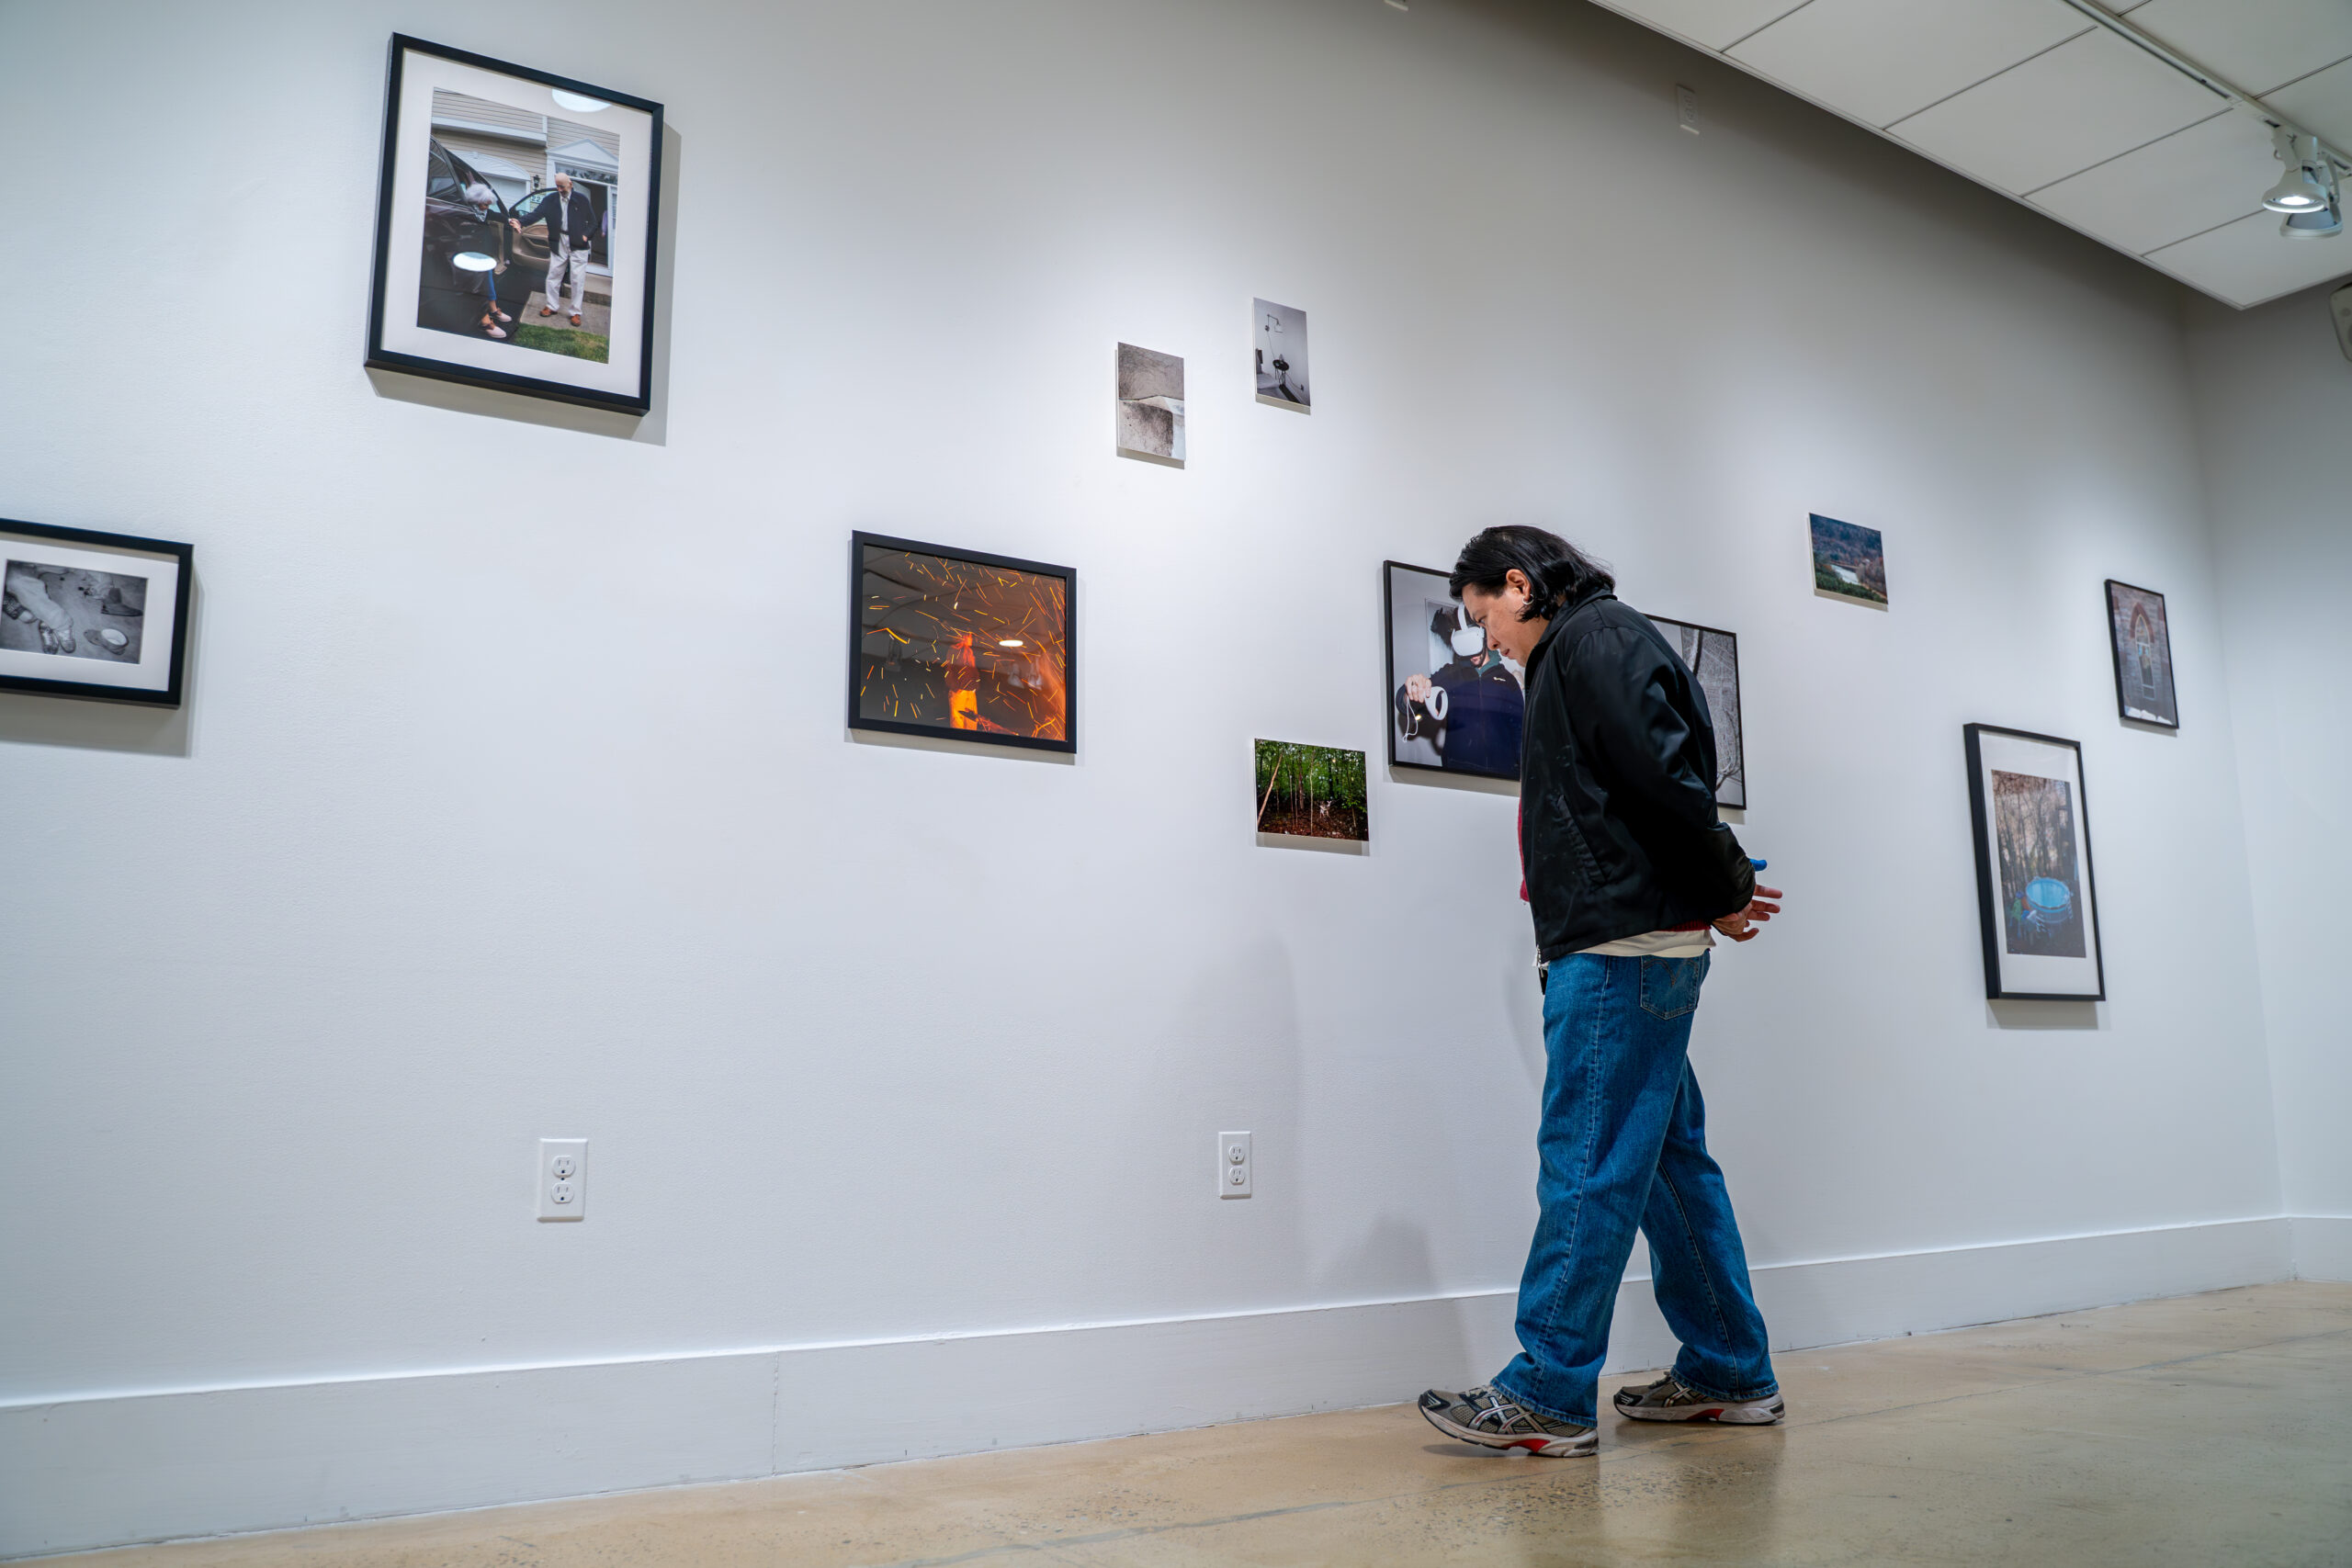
top-left (367, 35), bottom-right (663, 412)
top-left (1963, 725), bottom-right (2105, 1001)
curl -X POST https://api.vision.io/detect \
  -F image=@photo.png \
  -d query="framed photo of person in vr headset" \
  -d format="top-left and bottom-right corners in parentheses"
top-left (1383, 559), bottom-right (1525, 781)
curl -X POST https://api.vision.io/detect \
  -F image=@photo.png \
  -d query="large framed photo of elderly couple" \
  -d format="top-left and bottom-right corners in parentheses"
top-left (366, 35), bottom-right (663, 413)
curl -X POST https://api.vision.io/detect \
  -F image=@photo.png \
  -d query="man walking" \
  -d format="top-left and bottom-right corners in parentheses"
top-left (533, 174), bottom-right (596, 327)
top-left (1419, 525), bottom-right (1786, 1458)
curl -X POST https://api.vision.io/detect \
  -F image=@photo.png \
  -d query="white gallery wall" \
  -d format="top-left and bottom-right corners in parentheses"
top-left (0, 0), bottom-right (2328, 1553)
top-left (2187, 283), bottom-right (2352, 1280)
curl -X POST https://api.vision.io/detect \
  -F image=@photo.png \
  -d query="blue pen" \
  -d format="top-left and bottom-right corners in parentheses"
top-left (1750, 859), bottom-right (1767, 871)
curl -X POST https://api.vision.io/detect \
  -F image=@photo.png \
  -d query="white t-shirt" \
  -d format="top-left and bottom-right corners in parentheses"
top-left (1537, 927), bottom-right (1717, 971)
top-left (1578, 926), bottom-right (1715, 958)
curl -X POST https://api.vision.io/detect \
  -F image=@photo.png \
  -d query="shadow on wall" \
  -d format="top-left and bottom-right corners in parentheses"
top-left (367, 122), bottom-right (684, 446)
top-left (1147, 938), bottom-right (1476, 1391)
top-left (1986, 998), bottom-right (2103, 1032)
top-left (0, 577), bottom-right (200, 758)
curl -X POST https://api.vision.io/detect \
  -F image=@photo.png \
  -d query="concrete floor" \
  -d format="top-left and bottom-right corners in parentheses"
top-left (61, 1282), bottom-right (2352, 1567)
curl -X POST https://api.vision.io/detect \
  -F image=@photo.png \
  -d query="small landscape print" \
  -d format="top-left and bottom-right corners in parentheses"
top-left (1116, 344), bottom-right (1186, 466)
top-left (1255, 740), bottom-right (1368, 842)
top-left (1651, 616), bottom-right (1743, 808)
top-left (2, 559), bottom-right (146, 663)
top-left (1810, 514), bottom-right (1887, 606)
top-left (1253, 299), bottom-right (1310, 412)
top-left (420, 88), bottom-right (619, 364)
top-left (855, 542), bottom-right (1069, 744)
top-left (1991, 770), bottom-right (2086, 959)
top-left (2106, 581), bottom-right (2177, 727)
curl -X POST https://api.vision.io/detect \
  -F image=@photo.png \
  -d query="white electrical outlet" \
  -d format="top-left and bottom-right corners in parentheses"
top-left (1219, 1132), bottom-right (1252, 1199)
top-left (537, 1138), bottom-right (587, 1221)
top-left (1675, 84), bottom-right (1702, 135)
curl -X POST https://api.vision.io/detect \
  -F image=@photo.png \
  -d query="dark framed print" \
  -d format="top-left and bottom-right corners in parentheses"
top-left (2105, 580), bottom-right (2178, 728)
top-left (0, 519), bottom-right (192, 706)
top-left (1963, 725), bottom-right (2105, 1001)
top-left (1382, 560), bottom-right (1523, 781)
top-left (849, 533), bottom-right (1075, 753)
top-left (367, 35), bottom-right (663, 413)
top-left (1649, 615), bottom-right (1745, 809)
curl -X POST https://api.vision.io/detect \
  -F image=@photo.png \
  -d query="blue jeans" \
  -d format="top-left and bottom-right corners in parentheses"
top-left (1492, 952), bottom-right (1776, 1426)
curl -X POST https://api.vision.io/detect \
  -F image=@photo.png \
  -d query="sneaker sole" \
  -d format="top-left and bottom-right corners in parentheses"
top-left (1418, 1404), bottom-right (1597, 1456)
top-left (1615, 1397), bottom-right (1784, 1425)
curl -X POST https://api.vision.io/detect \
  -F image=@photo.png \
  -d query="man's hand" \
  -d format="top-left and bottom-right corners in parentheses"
top-left (1713, 885), bottom-right (1783, 943)
top-left (1404, 674), bottom-right (1432, 703)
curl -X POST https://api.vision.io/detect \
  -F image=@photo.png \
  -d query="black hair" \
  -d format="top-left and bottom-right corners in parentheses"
top-left (1447, 526), bottom-right (1614, 621)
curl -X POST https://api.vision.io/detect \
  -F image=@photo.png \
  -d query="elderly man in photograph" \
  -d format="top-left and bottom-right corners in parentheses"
top-left (533, 173), bottom-right (596, 327)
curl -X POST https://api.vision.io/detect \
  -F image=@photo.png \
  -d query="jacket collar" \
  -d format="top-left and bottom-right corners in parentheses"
top-left (1525, 586), bottom-right (1614, 673)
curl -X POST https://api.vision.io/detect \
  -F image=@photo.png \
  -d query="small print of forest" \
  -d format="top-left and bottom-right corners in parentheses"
top-left (1255, 739), bottom-right (1369, 841)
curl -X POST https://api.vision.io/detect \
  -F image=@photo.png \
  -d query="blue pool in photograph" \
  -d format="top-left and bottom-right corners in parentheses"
top-left (2022, 877), bottom-right (2074, 931)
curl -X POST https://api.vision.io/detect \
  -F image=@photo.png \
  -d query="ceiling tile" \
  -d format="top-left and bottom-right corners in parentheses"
top-left (2263, 56), bottom-right (2352, 152)
top-left (2119, 0), bottom-right (2352, 97)
top-left (1892, 27), bottom-right (2226, 194)
top-left (1588, 0), bottom-right (1805, 52)
top-left (2032, 111), bottom-right (2267, 254)
top-left (2145, 208), bottom-right (2352, 308)
top-left (1729, 0), bottom-right (2086, 129)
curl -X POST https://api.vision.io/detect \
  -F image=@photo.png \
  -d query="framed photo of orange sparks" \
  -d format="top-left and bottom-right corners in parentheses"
top-left (849, 533), bottom-right (1075, 753)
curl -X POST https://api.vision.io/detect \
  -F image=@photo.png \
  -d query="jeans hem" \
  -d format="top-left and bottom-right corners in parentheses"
top-left (1490, 1377), bottom-right (1595, 1429)
top-left (1668, 1368), bottom-right (1780, 1403)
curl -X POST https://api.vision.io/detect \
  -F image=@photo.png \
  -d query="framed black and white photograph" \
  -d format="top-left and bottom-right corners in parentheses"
top-left (1382, 560), bottom-right (1523, 781)
top-left (2104, 580), bottom-right (2178, 728)
top-left (367, 35), bottom-right (663, 412)
top-left (850, 533), bottom-right (1075, 754)
top-left (1, 519), bottom-right (191, 706)
top-left (1649, 615), bottom-right (1745, 809)
top-left (1963, 725), bottom-right (2105, 1001)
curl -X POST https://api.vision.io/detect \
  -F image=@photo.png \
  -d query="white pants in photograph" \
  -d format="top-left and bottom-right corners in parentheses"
top-left (546, 239), bottom-right (588, 316)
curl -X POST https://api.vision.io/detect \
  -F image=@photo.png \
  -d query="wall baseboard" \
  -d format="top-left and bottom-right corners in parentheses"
top-left (0, 1215), bottom-right (2304, 1559)
top-left (2291, 1214), bottom-right (2352, 1280)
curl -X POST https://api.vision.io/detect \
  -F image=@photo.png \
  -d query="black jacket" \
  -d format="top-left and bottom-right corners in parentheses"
top-left (535, 188), bottom-right (598, 249)
top-left (1520, 589), bottom-right (1754, 961)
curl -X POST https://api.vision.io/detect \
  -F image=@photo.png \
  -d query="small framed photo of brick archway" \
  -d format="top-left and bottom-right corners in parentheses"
top-left (0, 519), bottom-right (192, 706)
top-left (2104, 581), bottom-right (2177, 728)
top-left (366, 35), bottom-right (664, 412)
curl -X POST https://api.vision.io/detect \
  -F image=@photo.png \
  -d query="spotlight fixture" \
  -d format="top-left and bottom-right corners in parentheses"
top-left (2263, 130), bottom-right (2330, 212)
top-left (2282, 206), bottom-right (2343, 239)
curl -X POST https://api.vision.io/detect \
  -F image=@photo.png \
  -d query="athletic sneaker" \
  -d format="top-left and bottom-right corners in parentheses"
top-left (1611, 1372), bottom-right (1784, 1424)
top-left (1418, 1386), bottom-right (1597, 1456)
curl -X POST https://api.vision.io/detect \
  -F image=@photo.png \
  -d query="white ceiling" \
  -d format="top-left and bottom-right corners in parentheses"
top-left (1591, 0), bottom-right (2352, 308)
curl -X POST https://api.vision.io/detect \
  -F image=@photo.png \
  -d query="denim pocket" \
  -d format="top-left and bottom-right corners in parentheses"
top-left (1639, 954), bottom-right (1708, 1020)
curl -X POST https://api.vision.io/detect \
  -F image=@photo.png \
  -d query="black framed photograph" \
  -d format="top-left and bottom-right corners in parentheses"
top-left (1649, 615), bottom-right (1745, 809)
top-left (1382, 560), bottom-right (1523, 780)
top-left (849, 533), bottom-right (1075, 753)
top-left (2104, 580), bottom-right (2178, 728)
top-left (1, 519), bottom-right (192, 706)
top-left (367, 35), bottom-right (663, 412)
top-left (1963, 725), bottom-right (2105, 1001)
